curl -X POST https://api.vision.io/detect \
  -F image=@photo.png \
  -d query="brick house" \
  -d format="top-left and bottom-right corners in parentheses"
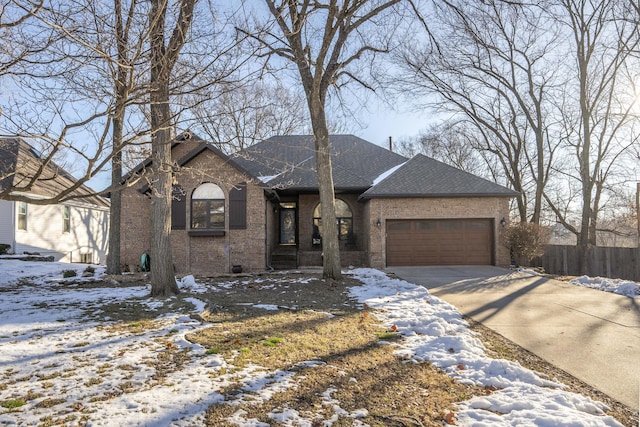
top-left (120, 132), bottom-right (516, 274)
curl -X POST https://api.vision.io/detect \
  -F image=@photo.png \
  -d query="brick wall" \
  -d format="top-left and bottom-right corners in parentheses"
top-left (120, 147), bottom-right (266, 275)
top-left (366, 197), bottom-right (511, 268)
top-left (296, 193), bottom-right (366, 267)
top-left (120, 187), bottom-right (151, 270)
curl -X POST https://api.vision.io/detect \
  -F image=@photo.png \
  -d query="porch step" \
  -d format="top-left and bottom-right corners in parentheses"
top-left (271, 246), bottom-right (298, 270)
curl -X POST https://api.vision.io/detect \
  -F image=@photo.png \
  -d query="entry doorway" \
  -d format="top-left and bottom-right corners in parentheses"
top-left (279, 202), bottom-right (297, 245)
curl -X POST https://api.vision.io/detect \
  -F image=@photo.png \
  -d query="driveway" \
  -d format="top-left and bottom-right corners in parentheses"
top-left (386, 265), bottom-right (640, 411)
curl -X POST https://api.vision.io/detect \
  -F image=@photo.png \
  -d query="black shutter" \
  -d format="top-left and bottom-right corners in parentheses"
top-left (171, 185), bottom-right (186, 230)
top-left (229, 182), bottom-right (247, 229)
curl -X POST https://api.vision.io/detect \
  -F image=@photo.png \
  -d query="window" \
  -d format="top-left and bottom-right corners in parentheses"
top-left (80, 252), bottom-right (92, 264)
top-left (313, 199), bottom-right (353, 241)
top-left (63, 206), bottom-right (70, 233)
top-left (17, 202), bottom-right (27, 231)
top-left (191, 183), bottom-right (225, 229)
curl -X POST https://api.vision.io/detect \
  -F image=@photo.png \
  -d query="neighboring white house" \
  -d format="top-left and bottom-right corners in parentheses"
top-left (0, 137), bottom-right (109, 263)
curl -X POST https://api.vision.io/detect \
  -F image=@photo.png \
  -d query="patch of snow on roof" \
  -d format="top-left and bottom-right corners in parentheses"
top-left (258, 174), bottom-right (279, 183)
top-left (372, 161), bottom-right (407, 185)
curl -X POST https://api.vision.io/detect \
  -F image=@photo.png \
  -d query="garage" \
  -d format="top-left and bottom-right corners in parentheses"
top-left (386, 219), bottom-right (493, 266)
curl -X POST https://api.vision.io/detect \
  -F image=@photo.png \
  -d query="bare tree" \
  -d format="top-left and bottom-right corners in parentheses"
top-left (395, 121), bottom-right (493, 178)
top-left (189, 81), bottom-right (309, 153)
top-left (399, 0), bottom-right (562, 224)
top-left (0, 0), bottom-right (46, 80)
top-left (0, 0), bottom-right (145, 205)
top-left (241, 0), bottom-right (402, 280)
top-left (146, 0), bottom-right (198, 296)
top-left (107, 0), bottom-right (148, 275)
top-left (545, 0), bottom-right (640, 260)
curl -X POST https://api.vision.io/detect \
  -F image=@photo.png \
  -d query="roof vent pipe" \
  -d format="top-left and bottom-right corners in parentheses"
top-left (388, 136), bottom-right (393, 152)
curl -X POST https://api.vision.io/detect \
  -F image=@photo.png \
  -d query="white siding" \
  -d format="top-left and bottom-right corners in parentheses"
top-left (14, 202), bottom-right (109, 264)
top-left (0, 200), bottom-right (15, 251)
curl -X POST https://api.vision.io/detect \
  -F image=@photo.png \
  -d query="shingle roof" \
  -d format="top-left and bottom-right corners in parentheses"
top-left (0, 138), bottom-right (19, 192)
top-left (123, 133), bottom-right (516, 199)
top-left (232, 135), bottom-right (408, 190)
top-left (0, 137), bottom-right (109, 208)
top-left (361, 154), bottom-right (517, 199)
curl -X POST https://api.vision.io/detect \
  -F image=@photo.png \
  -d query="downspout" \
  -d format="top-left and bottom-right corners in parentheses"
top-left (265, 197), bottom-right (273, 271)
top-left (11, 201), bottom-right (16, 254)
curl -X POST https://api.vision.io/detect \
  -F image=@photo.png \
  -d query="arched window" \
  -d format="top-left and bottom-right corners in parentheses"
top-left (191, 183), bottom-right (225, 229)
top-left (313, 199), bottom-right (353, 241)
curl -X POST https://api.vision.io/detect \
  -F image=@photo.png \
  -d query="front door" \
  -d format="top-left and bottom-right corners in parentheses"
top-left (279, 205), bottom-right (297, 244)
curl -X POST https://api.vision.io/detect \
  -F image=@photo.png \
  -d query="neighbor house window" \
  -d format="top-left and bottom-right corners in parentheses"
top-left (191, 183), bottom-right (225, 229)
top-left (80, 252), bottom-right (92, 264)
top-left (313, 199), bottom-right (353, 241)
top-left (17, 202), bottom-right (27, 231)
top-left (63, 206), bottom-right (70, 233)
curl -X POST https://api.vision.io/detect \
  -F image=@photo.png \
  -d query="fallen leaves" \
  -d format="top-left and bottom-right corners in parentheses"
top-left (444, 412), bottom-right (456, 425)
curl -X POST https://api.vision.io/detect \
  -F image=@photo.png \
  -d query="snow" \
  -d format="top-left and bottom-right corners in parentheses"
top-left (257, 174), bottom-right (280, 183)
top-left (518, 268), bottom-right (640, 298)
top-left (349, 269), bottom-right (623, 427)
top-left (371, 161), bottom-right (407, 185)
top-left (0, 259), bottom-right (625, 426)
top-left (570, 275), bottom-right (639, 298)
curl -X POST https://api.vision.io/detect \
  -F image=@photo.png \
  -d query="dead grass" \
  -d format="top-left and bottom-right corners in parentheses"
top-left (9, 271), bottom-right (635, 426)
top-left (188, 307), bottom-right (483, 426)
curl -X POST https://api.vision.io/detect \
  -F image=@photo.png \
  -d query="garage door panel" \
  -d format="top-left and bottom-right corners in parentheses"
top-left (386, 219), bottom-right (493, 266)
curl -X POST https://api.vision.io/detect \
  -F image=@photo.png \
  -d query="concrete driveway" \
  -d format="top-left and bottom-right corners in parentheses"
top-left (386, 265), bottom-right (640, 411)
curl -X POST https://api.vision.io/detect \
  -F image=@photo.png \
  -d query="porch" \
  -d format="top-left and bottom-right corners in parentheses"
top-left (268, 193), bottom-right (367, 270)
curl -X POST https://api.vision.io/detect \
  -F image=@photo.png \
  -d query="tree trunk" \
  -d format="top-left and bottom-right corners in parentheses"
top-left (576, 21), bottom-right (592, 274)
top-left (106, 0), bottom-right (127, 276)
top-left (106, 116), bottom-right (122, 275)
top-left (147, 0), bottom-right (190, 296)
top-left (309, 98), bottom-right (341, 280)
top-left (531, 127), bottom-right (545, 225)
top-left (149, 93), bottom-right (179, 296)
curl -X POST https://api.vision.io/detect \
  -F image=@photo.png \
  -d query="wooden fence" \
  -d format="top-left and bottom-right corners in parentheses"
top-left (529, 245), bottom-right (640, 281)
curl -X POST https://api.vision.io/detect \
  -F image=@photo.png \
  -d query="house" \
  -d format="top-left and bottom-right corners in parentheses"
top-left (0, 137), bottom-right (110, 263)
top-left (119, 132), bottom-right (516, 274)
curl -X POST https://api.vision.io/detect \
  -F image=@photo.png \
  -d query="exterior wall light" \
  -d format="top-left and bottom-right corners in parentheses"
top-left (376, 219), bottom-right (381, 228)
top-left (500, 217), bottom-right (507, 227)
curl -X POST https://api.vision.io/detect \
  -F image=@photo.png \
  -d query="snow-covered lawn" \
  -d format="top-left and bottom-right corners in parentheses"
top-left (0, 260), bottom-right (626, 426)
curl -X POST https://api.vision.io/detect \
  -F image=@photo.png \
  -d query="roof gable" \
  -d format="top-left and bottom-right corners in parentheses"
top-left (124, 131), bottom-right (257, 183)
top-left (361, 154), bottom-right (517, 199)
top-left (0, 137), bottom-right (109, 208)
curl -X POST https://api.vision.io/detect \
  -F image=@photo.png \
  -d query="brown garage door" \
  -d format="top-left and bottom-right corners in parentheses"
top-left (386, 219), bottom-right (493, 266)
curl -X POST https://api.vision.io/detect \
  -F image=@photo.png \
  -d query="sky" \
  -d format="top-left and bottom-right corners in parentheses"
top-left (82, 104), bottom-right (434, 192)
top-left (0, 258), bottom-right (635, 426)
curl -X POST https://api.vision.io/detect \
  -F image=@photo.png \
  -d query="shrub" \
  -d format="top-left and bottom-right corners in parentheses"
top-left (504, 222), bottom-right (551, 266)
top-left (84, 265), bottom-right (95, 275)
top-left (0, 244), bottom-right (10, 255)
top-left (62, 269), bottom-right (77, 278)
